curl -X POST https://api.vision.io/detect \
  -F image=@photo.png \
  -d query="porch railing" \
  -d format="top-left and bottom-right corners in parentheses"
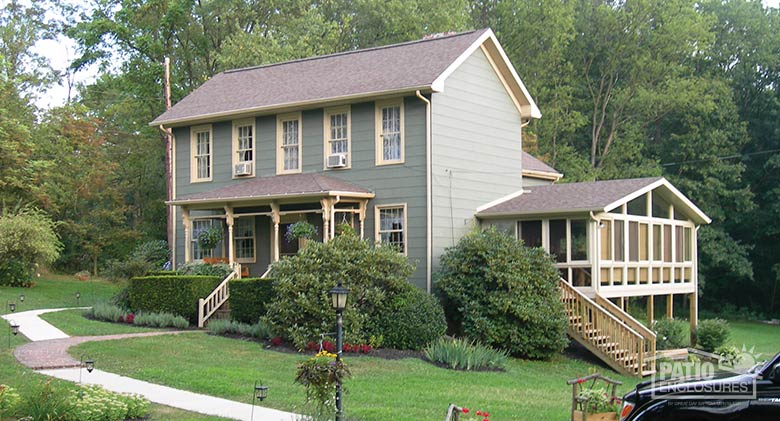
top-left (197, 262), bottom-right (241, 328)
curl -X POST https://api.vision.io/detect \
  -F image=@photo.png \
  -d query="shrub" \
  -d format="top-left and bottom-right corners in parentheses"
top-left (131, 239), bottom-right (169, 268)
top-left (0, 384), bottom-right (20, 418)
top-left (0, 207), bottom-right (62, 287)
top-left (17, 380), bottom-right (72, 421)
top-left (229, 278), bottom-right (275, 324)
top-left (424, 337), bottom-right (508, 371)
top-left (133, 311), bottom-right (189, 329)
top-left (128, 275), bottom-right (221, 323)
top-left (178, 262), bottom-right (233, 277)
top-left (207, 319), bottom-right (272, 339)
top-left (715, 344), bottom-right (742, 366)
top-left (103, 257), bottom-right (152, 282)
top-left (696, 318), bottom-right (730, 352)
top-left (435, 227), bottom-right (568, 359)
top-left (69, 385), bottom-right (150, 421)
top-left (652, 318), bottom-right (688, 350)
top-left (264, 230), bottom-right (415, 349)
top-left (90, 302), bottom-right (128, 322)
top-left (372, 286), bottom-right (446, 350)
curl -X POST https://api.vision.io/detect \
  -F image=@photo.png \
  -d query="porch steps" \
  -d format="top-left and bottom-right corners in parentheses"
top-left (561, 280), bottom-right (656, 377)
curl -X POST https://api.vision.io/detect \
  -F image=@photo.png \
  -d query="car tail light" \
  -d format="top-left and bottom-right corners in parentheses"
top-left (620, 401), bottom-right (635, 420)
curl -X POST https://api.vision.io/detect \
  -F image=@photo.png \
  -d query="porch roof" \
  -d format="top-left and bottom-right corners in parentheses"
top-left (476, 177), bottom-right (711, 224)
top-left (169, 173), bottom-right (374, 206)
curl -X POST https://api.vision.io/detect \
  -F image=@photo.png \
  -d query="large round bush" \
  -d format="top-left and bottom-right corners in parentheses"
top-left (0, 207), bottom-right (62, 287)
top-left (435, 227), bottom-right (568, 359)
top-left (373, 286), bottom-right (446, 350)
top-left (264, 230), bottom-right (416, 349)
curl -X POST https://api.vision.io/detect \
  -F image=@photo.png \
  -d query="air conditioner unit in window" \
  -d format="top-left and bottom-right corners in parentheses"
top-left (233, 162), bottom-right (253, 176)
top-left (327, 154), bottom-right (347, 168)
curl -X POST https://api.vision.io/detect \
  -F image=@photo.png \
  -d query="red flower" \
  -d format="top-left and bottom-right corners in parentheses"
top-left (362, 344), bottom-right (372, 353)
top-left (461, 408), bottom-right (469, 414)
top-left (476, 411), bottom-right (482, 415)
top-left (483, 418), bottom-right (489, 421)
top-left (576, 378), bottom-right (586, 384)
top-left (483, 412), bottom-right (489, 417)
top-left (270, 336), bottom-right (283, 346)
top-left (117, 315), bottom-right (124, 323)
top-left (125, 314), bottom-right (135, 324)
top-left (306, 341), bottom-right (318, 351)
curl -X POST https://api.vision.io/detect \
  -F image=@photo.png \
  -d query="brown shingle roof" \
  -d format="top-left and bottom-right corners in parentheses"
top-left (170, 173), bottom-right (373, 205)
top-left (478, 177), bottom-right (663, 216)
top-left (152, 30), bottom-right (489, 126)
top-left (521, 151), bottom-right (561, 177)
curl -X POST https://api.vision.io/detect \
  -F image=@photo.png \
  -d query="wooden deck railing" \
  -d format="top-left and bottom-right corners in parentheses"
top-left (561, 280), bottom-right (654, 377)
top-left (594, 295), bottom-right (657, 374)
top-left (197, 263), bottom-right (240, 328)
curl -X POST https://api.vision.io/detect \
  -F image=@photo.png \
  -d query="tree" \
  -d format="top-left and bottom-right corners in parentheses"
top-left (0, 206), bottom-right (62, 287)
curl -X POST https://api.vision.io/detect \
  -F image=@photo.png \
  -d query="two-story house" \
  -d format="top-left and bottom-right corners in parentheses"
top-left (152, 28), bottom-right (710, 376)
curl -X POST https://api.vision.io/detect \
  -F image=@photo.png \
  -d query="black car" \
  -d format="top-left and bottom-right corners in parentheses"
top-left (619, 351), bottom-right (780, 420)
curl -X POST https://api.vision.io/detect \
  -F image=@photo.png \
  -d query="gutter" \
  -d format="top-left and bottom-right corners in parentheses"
top-left (416, 90), bottom-right (433, 293)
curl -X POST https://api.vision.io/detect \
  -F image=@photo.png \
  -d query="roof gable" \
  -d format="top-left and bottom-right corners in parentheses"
top-left (522, 151), bottom-right (562, 180)
top-left (151, 28), bottom-right (540, 126)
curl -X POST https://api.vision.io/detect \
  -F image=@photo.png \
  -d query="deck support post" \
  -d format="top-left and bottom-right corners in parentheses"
top-left (647, 295), bottom-right (654, 325)
top-left (689, 292), bottom-right (697, 347)
top-left (666, 294), bottom-right (674, 319)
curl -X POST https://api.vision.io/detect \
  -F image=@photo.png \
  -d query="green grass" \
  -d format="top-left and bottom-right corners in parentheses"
top-left (727, 320), bottom-right (780, 357)
top-left (0, 275), bottom-right (123, 311)
top-left (39, 309), bottom-right (159, 336)
top-left (72, 333), bottom-right (640, 420)
top-left (148, 404), bottom-right (235, 420)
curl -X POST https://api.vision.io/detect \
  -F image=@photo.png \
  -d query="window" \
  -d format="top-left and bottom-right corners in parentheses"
top-left (614, 220), bottom-right (625, 261)
top-left (570, 219), bottom-right (588, 261)
top-left (653, 224), bottom-right (662, 262)
top-left (675, 226), bottom-right (684, 262)
top-left (549, 219), bottom-right (567, 263)
top-left (233, 119), bottom-right (254, 174)
top-left (519, 220), bottom-right (542, 248)
top-left (277, 113), bottom-right (301, 174)
top-left (600, 220), bottom-right (612, 260)
top-left (375, 204), bottom-right (406, 254)
top-left (324, 107), bottom-right (350, 168)
top-left (234, 217), bottom-right (255, 262)
top-left (627, 194), bottom-right (648, 216)
top-left (375, 100), bottom-right (404, 165)
top-left (684, 227), bottom-right (693, 261)
top-left (192, 219), bottom-right (218, 260)
top-left (191, 125), bottom-right (212, 182)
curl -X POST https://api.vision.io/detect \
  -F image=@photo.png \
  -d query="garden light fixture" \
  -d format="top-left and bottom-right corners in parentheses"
top-left (75, 291), bottom-right (81, 306)
top-left (328, 281), bottom-right (349, 421)
top-left (79, 355), bottom-right (94, 384)
top-left (250, 381), bottom-right (269, 421)
top-left (8, 321), bottom-right (19, 348)
top-left (8, 302), bottom-right (15, 313)
top-left (18, 294), bottom-right (24, 303)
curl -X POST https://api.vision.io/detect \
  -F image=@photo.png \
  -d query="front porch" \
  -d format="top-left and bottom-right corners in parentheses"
top-left (170, 173), bottom-right (374, 277)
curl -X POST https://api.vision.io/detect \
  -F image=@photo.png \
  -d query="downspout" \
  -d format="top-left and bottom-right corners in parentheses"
top-left (416, 90), bottom-right (432, 293)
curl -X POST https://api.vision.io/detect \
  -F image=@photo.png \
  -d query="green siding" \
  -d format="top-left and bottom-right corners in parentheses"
top-left (171, 97), bottom-right (428, 288)
top-left (430, 48), bottom-right (525, 270)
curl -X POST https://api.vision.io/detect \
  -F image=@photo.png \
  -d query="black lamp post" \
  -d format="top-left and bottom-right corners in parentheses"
top-left (7, 302), bottom-right (16, 313)
top-left (8, 321), bottom-right (19, 348)
top-left (75, 291), bottom-right (81, 307)
top-left (250, 381), bottom-right (269, 421)
top-left (79, 355), bottom-right (94, 384)
top-left (328, 282), bottom-right (349, 421)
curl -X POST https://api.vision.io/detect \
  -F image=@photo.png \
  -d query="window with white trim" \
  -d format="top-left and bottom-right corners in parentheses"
top-left (191, 125), bottom-right (212, 182)
top-left (277, 113), bottom-right (301, 174)
top-left (324, 107), bottom-right (350, 168)
top-left (375, 100), bottom-right (404, 165)
top-left (235, 122), bottom-right (254, 162)
top-left (234, 217), bottom-right (256, 262)
top-left (376, 204), bottom-right (406, 254)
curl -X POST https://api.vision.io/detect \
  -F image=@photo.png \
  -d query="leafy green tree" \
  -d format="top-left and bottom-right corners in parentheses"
top-left (0, 206), bottom-right (62, 286)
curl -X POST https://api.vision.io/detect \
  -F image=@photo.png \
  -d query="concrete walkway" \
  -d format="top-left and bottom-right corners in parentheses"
top-left (3, 308), bottom-right (299, 421)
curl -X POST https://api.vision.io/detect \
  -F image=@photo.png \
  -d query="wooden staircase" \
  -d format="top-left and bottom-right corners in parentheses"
top-left (560, 280), bottom-right (656, 377)
top-left (197, 263), bottom-right (241, 328)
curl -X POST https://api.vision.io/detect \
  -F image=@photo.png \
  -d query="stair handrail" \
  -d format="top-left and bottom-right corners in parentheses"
top-left (197, 263), bottom-right (240, 328)
top-left (594, 295), bottom-right (656, 340)
top-left (561, 280), bottom-right (649, 376)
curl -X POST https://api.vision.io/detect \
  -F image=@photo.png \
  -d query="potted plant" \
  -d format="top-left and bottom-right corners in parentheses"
top-left (285, 221), bottom-right (318, 246)
top-left (197, 226), bottom-right (224, 263)
top-left (574, 387), bottom-right (621, 421)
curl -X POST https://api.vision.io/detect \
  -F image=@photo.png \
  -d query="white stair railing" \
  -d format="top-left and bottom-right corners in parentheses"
top-left (197, 263), bottom-right (240, 328)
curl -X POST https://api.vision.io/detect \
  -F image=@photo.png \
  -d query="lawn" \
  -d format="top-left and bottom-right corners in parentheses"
top-left (726, 320), bottom-right (780, 358)
top-left (72, 332), bottom-right (640, 420)
top-left (0, 275), bottom-right (122, 311)
top-left (39, 309), bottom-right (160, 336)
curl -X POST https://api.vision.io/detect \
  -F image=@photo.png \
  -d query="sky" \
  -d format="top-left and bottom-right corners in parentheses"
top-left (20, 0), bottom-right (780, 109)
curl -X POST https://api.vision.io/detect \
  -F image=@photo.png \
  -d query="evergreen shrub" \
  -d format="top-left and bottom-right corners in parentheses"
top-left (652, 317), bottom-right (688, 350)
top-left (435, 227), bottom-right (568, 359)
top-left (229, 278), bottom-right (275, 324)
top-left (696, 318), bottom-right (730, 352)
top-left (373, 286), bottom-right (446, 350)
top-left (128, 275), bottom-right (221, 322)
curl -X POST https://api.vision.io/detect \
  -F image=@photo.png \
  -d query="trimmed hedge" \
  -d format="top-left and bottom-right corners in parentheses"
top-left (229, 278), bottom-right (275, 324)
top-left (128, 275), bottom-right (221, 323)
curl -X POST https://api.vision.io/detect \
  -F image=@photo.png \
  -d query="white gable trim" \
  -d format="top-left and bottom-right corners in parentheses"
top-left (602, 178), bottom-right (711, 225)
top-left (431, 29), bottom-right (542, 119)
top-left (476, 188), bottom-right (526, 213)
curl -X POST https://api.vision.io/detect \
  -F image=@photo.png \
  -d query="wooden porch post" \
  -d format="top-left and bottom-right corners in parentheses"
top-left (320, 198), bottom-right (332, 243)
top-left (666, 294), bottom-right (674, 319)
top-left (689, 292), bottom-right (698, 347)
top-left (225, 206), bottom-right (234, 264)
top-left (647, 295), bottom-right (654, 325)
top-left (358, 200), bottom-right (367, 239)
top-left (271, 201), bottom-right (280, 262)
top-left (182, 207), bottom-right (191, 263)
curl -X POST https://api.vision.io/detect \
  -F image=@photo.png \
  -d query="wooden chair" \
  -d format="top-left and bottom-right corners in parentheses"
top-left (567, 373), bottom-right (622, 421)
